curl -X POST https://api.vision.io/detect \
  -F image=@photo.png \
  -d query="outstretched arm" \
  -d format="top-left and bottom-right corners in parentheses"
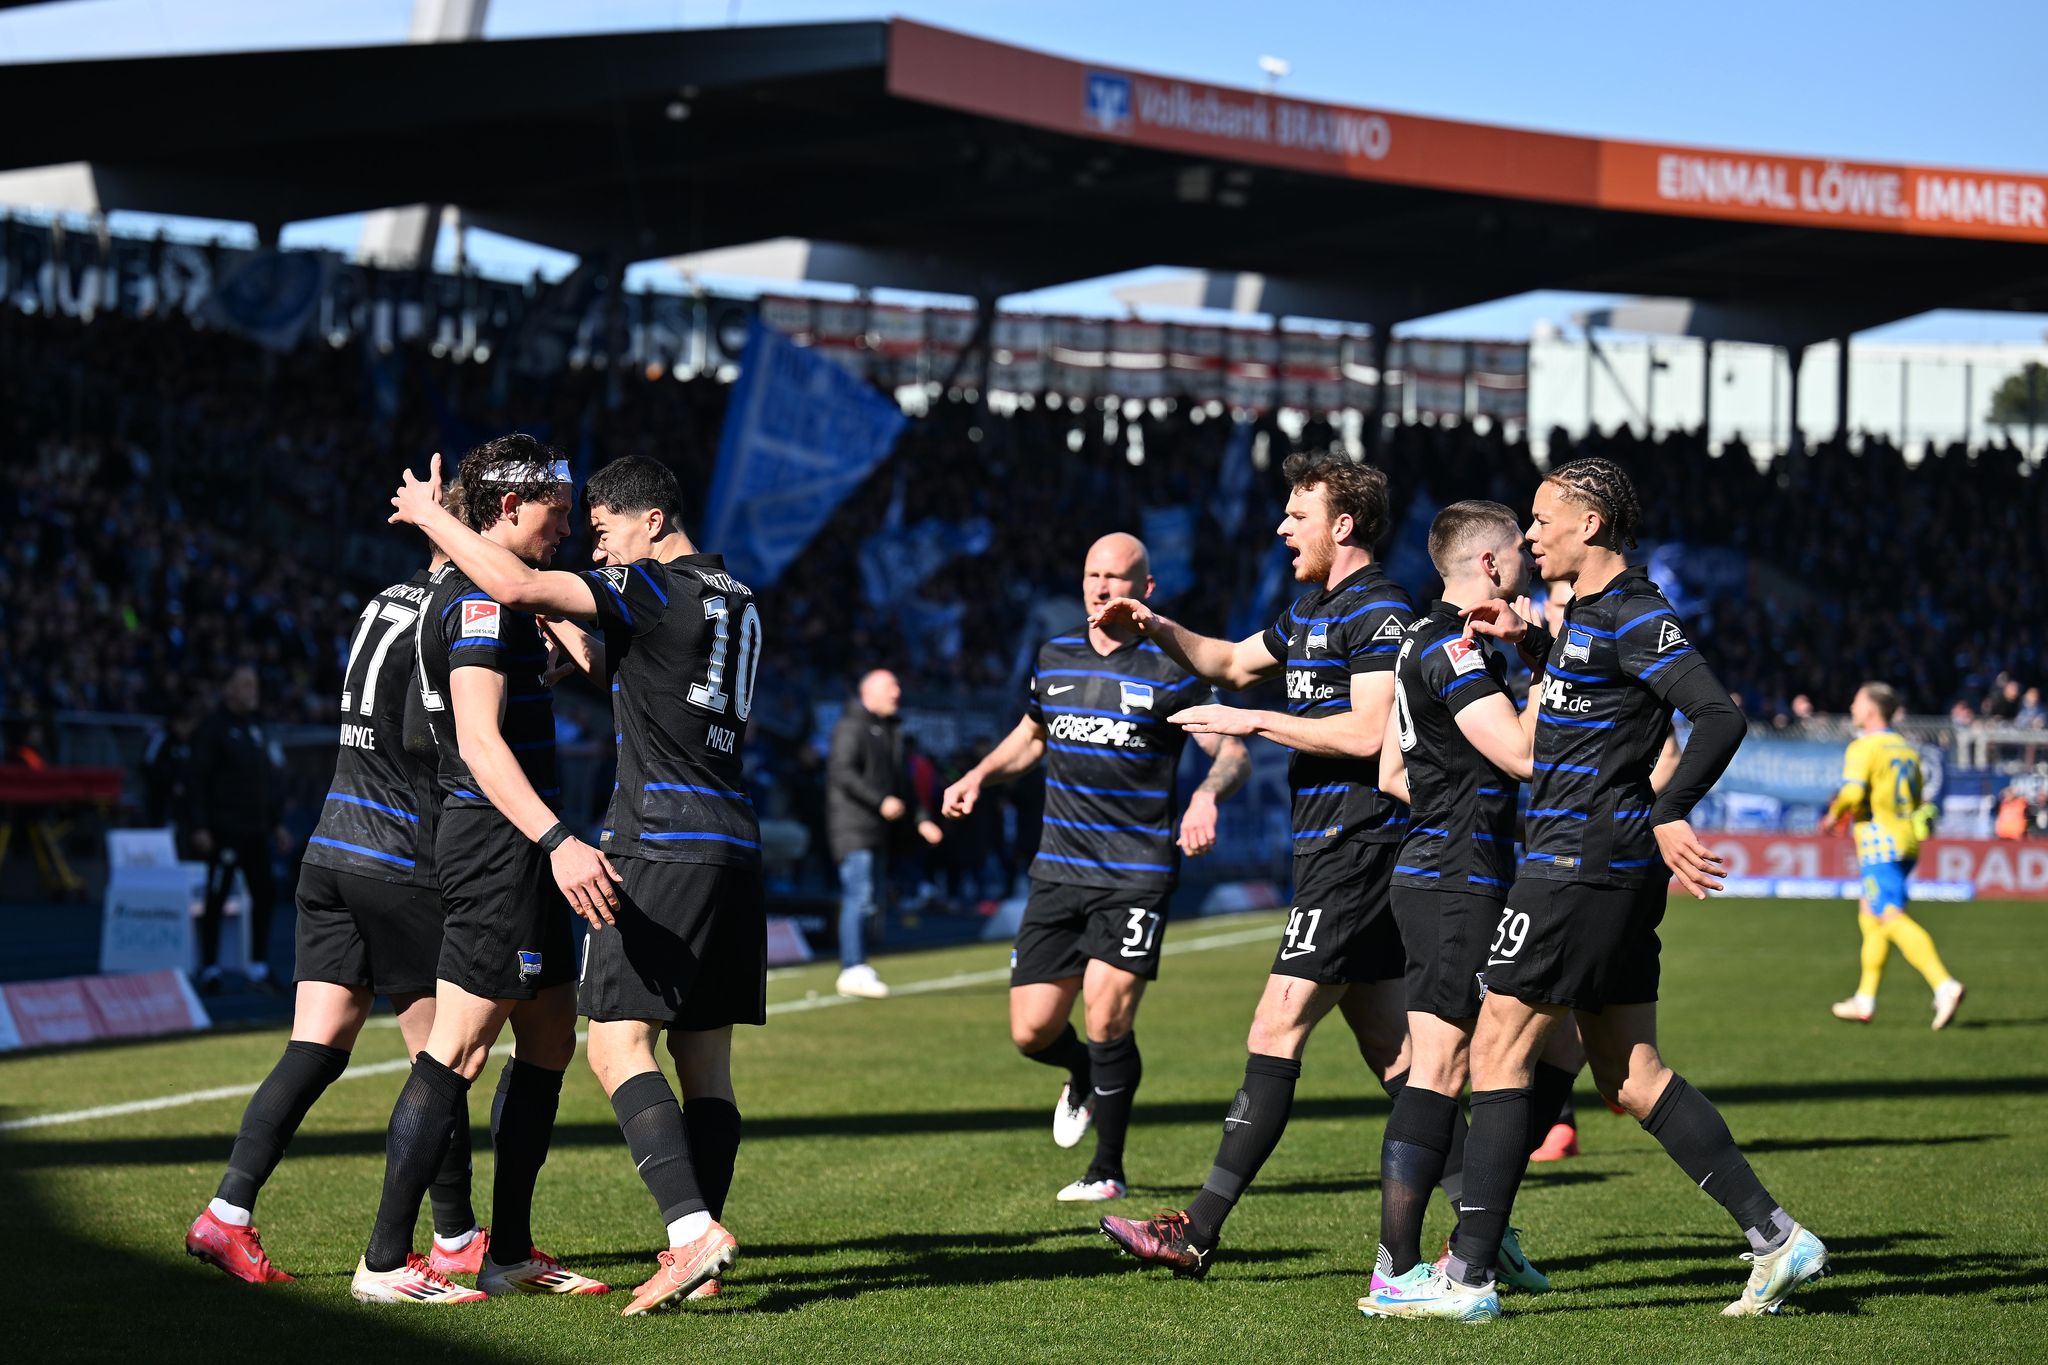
top-left (391, 454), bottom-right (599, 622)
top-left (1091, 597), bottom-right (1281, 691)
top-left (941, 714), bottom-right (1048, 818)
top-left (1173, 672), bottom-right (1395, 761)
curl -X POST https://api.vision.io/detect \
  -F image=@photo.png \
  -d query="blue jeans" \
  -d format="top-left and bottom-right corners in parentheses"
top-left (838, 849), bottom-right (888, 969)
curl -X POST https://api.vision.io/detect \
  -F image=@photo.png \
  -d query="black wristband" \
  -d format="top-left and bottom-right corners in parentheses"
top-left (537, 822), bottom-right (572, 854)
top-left (1518, 623), bottom-right (1555, 670)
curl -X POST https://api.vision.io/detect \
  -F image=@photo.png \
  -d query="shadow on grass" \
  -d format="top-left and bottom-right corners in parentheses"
top-left (0, 1135), bottom-right (497, 1365)
top-left (578, 1224), bottom-right (1327, 1311)
top-left (1741, 1132), bottom-right (2003, 1155)
top-left (9, 1068), bottom-right (2045, 1170)
top-left (1534, 1230), bottom-right (2048, 1316)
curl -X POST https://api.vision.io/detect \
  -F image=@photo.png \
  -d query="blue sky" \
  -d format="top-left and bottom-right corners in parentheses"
top-left (5, 0), bottom-right (2046, 341)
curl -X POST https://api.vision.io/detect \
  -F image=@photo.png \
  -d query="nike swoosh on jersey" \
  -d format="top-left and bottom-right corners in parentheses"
top-left (1046, 684), bottom-right (1077, 696)
top-left (1279, 946), bottom-right (1317, 960)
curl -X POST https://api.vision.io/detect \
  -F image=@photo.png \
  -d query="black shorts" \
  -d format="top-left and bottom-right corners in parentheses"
top-left (293, 864), bottom-right (445, 996)
top-left (433, 807), bottom-right (575, 1000)
top-left (579, 857), bottom-right (767, 1028)
top-left (1009, 880), bottom-right (1171, 986)
top-left (1477, 875), bottom-right (1667, 1012)
top-left (1390, 886), bottom-right (1499, 1020)
top-left (1270, 838), bottom-right (1404, 984)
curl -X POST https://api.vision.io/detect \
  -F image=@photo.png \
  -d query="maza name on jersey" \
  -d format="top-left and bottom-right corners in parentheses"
top-left (1047, 713), bottom-right (1149, 749)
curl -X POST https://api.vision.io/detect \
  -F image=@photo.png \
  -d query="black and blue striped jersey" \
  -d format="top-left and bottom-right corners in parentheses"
top-left (302, 570), bottom-right (439, 885)
top-left (1523, 567), bottom-right (1703, 887)
top-left (1262, 563), bottom-right (1414, 855)
top-left (583, 554), bottom-right (762, 867)
top-left (418, 565), bottom-right (561, 813)
top-left (1026, 634), bottom-right (1212, 892)
top-left (1391, 601), bottom-right (1518, 893)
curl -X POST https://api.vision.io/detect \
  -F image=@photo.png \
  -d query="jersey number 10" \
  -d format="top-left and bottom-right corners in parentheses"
top-left (688, 595), bottom-right (764, 722)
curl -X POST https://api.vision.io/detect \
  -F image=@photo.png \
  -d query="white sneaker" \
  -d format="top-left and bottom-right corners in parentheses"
top-left (1932, 979), bottom-right (1966, 1031)
top-left (351, 1253), bottom-right (487, 1304)
top-left (836, 964), bottom-right (890, 999)
top-left (476, 1246), bottom-right (610, 1297)
top-left (1052, 1083), bottom-right (1094, 1149)
top-left (1055, 1176), bottom-right (1126, 1202)
top-left (1722, 1223), bottom-right (1828, 1316)
top-left (1830, 995), bottom-right (1874, 1023)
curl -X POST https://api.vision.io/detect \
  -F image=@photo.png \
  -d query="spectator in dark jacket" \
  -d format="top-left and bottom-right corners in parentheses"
top-left (827, 669), bottom-right (942, 998)
top-left (189, 664), bottom-right (289, 992)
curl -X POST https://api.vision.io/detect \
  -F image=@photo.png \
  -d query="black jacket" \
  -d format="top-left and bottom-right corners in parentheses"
top-left (825, 704), bottom-right (924, 862)
top-left (189, 709), bottom-right (283, 838)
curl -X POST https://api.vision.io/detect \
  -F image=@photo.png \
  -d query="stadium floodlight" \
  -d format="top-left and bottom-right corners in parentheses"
top-left (1257, 55), bottom-right (1291, 89)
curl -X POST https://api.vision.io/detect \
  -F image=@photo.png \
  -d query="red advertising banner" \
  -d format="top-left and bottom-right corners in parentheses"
top-left (0, 969), bottom-right (210, 1052)
top-left (1698, 834), bottom-right (2048, 900)
top-left (887, 20), bottom-right (2048, 246)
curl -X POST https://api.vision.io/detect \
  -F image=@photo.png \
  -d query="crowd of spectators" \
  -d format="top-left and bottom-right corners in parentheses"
top-left (5, 304), bottom-right (2046, 878)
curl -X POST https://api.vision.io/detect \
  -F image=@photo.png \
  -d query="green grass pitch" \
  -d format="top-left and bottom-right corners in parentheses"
top-left (3, 898), bottom-right (2045, 1363)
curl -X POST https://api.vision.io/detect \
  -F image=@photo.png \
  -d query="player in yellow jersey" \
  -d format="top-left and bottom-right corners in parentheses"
top-left (1823, 682), bottom-right (1965, 1029)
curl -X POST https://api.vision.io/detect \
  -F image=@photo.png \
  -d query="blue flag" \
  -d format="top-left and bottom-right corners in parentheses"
top-left (1383, 490), bottom-right (1441, 599)
top-left (1229, 541), bottom-right (1296, 643)
top-left (860, 516), bottom-right (994, 609)
top-left (1210, 419), bottom-right (1256, 539)
top-left (702, 320), bottom-right (910, 587)
top-left (1141, 504), bottom-right (1198, 603)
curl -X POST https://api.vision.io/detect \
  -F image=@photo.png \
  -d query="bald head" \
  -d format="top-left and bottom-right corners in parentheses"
top-left (1083, 533), bottom-right (1153, 614)
top-left (858, 669), bottom-right (902, 717)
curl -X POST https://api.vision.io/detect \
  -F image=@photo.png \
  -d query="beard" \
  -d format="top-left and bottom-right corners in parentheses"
top-left (1293, 538), bottom-right (1335, 583)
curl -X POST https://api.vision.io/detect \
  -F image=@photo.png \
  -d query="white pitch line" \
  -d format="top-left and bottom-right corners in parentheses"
top-left (0, 917), bottom-right (1280, 1134)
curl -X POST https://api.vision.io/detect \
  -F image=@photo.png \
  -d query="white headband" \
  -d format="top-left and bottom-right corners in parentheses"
top-left (478, 459), bottom-right (571, 485)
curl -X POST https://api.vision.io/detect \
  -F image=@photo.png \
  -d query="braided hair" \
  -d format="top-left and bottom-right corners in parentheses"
top-left (1543, 456), bottom-right (1641, 550)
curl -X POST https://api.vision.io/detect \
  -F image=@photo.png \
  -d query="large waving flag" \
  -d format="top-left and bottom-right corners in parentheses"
top-left (702, 319), bottom-right (910, 586)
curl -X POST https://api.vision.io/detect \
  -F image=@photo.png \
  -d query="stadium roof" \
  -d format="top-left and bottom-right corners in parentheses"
top-left (7, 19), bottom-right (2048, 341)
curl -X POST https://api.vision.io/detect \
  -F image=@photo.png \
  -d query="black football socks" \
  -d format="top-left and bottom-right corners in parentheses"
top-left (428, 1100), bottom-right (478, 1240)
top-left (1444, 1087), bottom-right (1533, 1289)
top-left (613, 1070), bottom-right (708, 1226)
top-left (1641, 1075), bottom-right (1787, 1252)
top-left (486, 1058), bottom-right (565, 1265)
top-left (1023, 1022), bottom-right (1092, 1102)
top-left (1528, 1061), bottom-right (1579, 1151)
top-left (683, 1097), bottom-right (743, 1221)
top-left (1377, 1083), bottom-right (1461, 1276)
top-left (1184, 1054), bottom-right (1301, 1250)
top-left (364, 1053), bottom-right (471, 1272)
top-left (1382, 1069), bottom-right (1471, 1212)
top-left (215, 1040), bottom-right (350, 1214)
top-left (1082, 1033), bottom-right (1141, 1186)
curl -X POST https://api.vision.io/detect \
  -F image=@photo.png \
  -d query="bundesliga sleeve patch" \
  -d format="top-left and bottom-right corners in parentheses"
top-left (461, 601), bottom-right (502, 639)
top-left (1445, 638), bottom-right (1487, 676)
